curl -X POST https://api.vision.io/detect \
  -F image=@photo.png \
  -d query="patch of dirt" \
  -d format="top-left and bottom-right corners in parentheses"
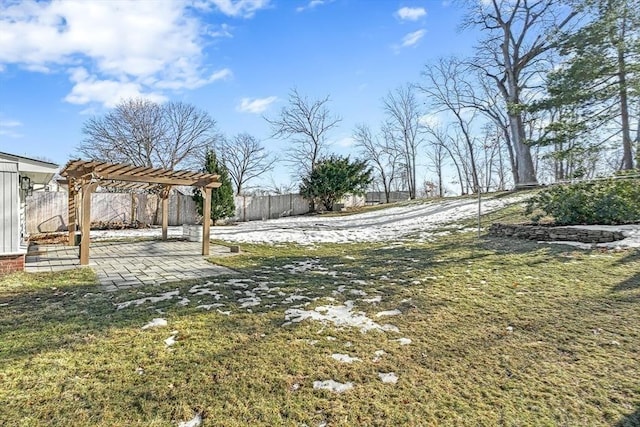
top-left (29, 233), bottom-right (69, 245)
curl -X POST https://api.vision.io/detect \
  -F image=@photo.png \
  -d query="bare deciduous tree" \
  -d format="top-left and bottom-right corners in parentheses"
top-left (352, 123), bottom-right (400, 203)
top-left (220, 133), bottom-right (275, 195)
top-left (419, 58), bottom-right (481, 192)
top-left (383, 84), bottom-right (424, 199)
top-left (79, 98), bottom-right (218, 170)
top-left (265, 88), bottom-right (341, 176)
top-left (424, 136), bottom-right (448, 198)
top-left (160, 101), bottom-right (220, 170)
top-left (464, 0), bottom-right (578, 186)
top-left (424, 123), bottom-right (471, 195)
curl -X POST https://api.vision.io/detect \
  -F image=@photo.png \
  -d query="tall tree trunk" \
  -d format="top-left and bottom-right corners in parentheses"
top-left (635, 106), bottom-right (640, 169)
top-left (618, 42), bottom-right (634, 169)
top-left (506, 102), bottom-right (537, 185)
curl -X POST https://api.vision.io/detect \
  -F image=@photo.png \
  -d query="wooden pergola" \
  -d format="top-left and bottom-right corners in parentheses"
top-left (60, 159), bottom-right (221, 265)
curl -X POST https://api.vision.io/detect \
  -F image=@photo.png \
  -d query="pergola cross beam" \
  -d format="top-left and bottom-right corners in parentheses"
top-left (60, 159), bottom-right (221, 265)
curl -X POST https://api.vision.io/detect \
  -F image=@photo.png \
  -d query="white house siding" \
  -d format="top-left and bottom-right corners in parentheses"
top-left (0, 162), bottom-right (19, 254)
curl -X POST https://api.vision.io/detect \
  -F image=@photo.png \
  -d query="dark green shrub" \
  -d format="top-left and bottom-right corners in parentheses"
top-left (525, 174), bottom-right (640, 225)
top-left (193, 150), bottom-right (235, 225)
top-left (300, 155), bottom-right (372, 211)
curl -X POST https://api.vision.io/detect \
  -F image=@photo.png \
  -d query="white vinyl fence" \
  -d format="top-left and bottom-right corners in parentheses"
top-left (26, 191), bottom-right (369, 234)
top-left (26, 192), bottom-right (200, 233)
top-left (234, 194), bottom-right (310, 222)
top-left (26, 192), bottom-right (306, 233)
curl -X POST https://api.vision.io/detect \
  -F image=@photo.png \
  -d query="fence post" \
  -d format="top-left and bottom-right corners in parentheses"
top-left (176, 193), bottom-right (181, 225)
top-left (477, 189), bottom-right (481, 239)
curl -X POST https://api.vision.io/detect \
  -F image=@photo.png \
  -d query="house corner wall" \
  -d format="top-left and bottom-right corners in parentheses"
top-left (0, 254), bottom-right (25, 274)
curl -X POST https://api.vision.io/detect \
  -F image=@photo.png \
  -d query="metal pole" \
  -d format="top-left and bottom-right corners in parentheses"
top-left (477, 189), bottom-right (481, 239)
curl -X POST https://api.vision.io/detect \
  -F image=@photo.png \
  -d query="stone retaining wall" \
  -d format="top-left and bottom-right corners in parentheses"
top-left (489, 223), bottom-right (625, 243)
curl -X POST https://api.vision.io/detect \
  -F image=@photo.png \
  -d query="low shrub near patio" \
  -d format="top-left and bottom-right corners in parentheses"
top-left (525, 173), bottom-right (640, 225)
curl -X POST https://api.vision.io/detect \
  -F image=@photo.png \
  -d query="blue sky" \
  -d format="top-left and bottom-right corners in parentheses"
top-left (0, 0), bottom-right (474, 188)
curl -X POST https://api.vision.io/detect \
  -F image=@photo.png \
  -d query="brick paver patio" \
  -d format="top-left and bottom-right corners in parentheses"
top-left (26, 240), bottom-right (236, 291)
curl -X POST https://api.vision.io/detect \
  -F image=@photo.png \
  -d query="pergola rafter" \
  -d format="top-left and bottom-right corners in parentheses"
top-left (60, 159), bottom-right (221, 265)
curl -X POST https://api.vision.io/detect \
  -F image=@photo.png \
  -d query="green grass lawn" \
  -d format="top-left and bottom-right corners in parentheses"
top-left (1, 205), bottom-right (639, 426)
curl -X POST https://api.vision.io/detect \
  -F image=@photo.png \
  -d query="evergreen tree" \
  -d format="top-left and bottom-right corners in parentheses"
top-left (536, 0), bottom-right (640, 169)
top-left (300, 156), bottom-right (372, 211)
top-left (193, 150), bottom-right (235, 225)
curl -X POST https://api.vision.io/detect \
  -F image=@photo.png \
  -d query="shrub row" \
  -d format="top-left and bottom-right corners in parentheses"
top-left (525, 174), bottom-right (640, 225)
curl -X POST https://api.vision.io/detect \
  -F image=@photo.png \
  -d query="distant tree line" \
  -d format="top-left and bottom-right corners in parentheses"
top-left (79, 0), bottom-right (639, 221)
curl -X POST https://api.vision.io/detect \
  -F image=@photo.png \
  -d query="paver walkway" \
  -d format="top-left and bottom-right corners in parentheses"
top-left (26, 240), bottom-right (236, 291)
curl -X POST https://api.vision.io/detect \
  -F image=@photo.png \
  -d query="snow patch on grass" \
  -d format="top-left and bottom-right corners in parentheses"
top-left (395, 338), bottom-right (412, 345)
top-left (207, 195), bottom-right (528, 244)
top-left (376, 309), bottom-right (402, 317)
top-left (178, 413), bottom-right (202, 427)
top-left (118, 290), bottom-right (179, 310)
top-left (381, 324), bottom-right (400, 333)
top-left (313, 380), bottom-right (353, 393)
top-left (283, 301), bottom-right (393, 333)
top-left (189, 284), bottom-right (224, 299)
top-left (196, 303), bottom-right (225, 310)
top-left (141, 318), bottom-right (167, 329)
top-left (282, 294), bottom-right (312, 304)
top-left (283, 260), bottom-right (320, 274)
top-left (378, 372), bottom-right (398, 384)
top-left (372, 350), bottom-right (386, 362)
top-left (238, 291), bottom-right (261, 308)
top-left (331, 353), bottom-right (361, 363)
top-left (164, 332), bottom-right (178, 347)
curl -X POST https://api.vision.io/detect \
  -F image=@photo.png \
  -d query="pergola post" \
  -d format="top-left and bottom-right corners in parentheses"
top-left (202, 187), bottom-right (211, 256)
top-left (161, 186), bottom-right (171, 241)
top-left (67, 182), bottom-right (76, 246)
top-left (60, 160), bottom-right (222, 260)
top-left (80, 182), bottom-right (97, 265)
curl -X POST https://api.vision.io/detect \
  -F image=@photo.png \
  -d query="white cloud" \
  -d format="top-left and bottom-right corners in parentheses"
top-left (0, 117), bottom-right (23, 138)
top-left (0, 1), bottom-right (248, 107)
top-left (237, 96), bottom-right (278, 113)
top-left (396, 7), bottom-right (427, 21)
top-left (209, 23), bottom-right (234, 38)
top-left (333, 136), bottom-right (355, 148)
top-left (205, 0), bottom-right (271, 17)
top-left (210, 68), bottom-right (233, 82)
top-left (0, 118), bottom-right (22, 128)
top-left (296, 0), bottom-right (333, 12)
top-left (418, 113), bottom-right (441, 128)
top-left (64, 67), bottom-right (166, 108)
top-left (401, 29), bottom-right (426, 47)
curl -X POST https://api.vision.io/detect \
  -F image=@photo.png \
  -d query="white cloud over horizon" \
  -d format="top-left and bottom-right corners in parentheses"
top-left (0, 117), bottom-right (23, 138)
top-left (296, 0), bottom-right (333, 13)
top-left (333, 136), bottom-right (356, 148)
top-left (205, 0), bottom-right (271, 18)
top-left (401, 29), bottom-right (426, 48)
top-left (237, 96), bottom-right (278, 113)
top-left (0, 1), bottom-right (267, 108)
top-left (395, 7), bottom-right (427, 21)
